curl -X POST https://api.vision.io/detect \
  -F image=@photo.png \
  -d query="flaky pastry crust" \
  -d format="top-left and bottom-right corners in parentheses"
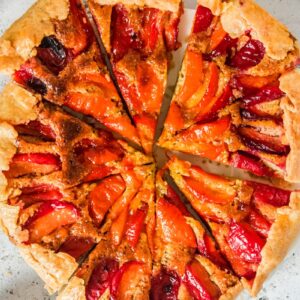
top-left (199, 0), bottom-right (297, 61)
top-left (20, 244), bottom-right (78, 294)
top-left (0, 82), bottom-right (40, 124)
top-left (57, 276), bottom-right (86, 300)
top-left (0, 86), bottom-right (82, 293)
top-left (250, 192), bottom-right (300, 296)
top-left (0, 0), bottom-right (69, 74)
top-left (280, 70), bottom-right (300, 182)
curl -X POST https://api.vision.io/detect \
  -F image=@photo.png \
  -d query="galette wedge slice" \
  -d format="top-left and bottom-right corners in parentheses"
top-left (158, 0), bottom-right (300, 182)
top-left (87, 0), bottom-right (183, 153)
top-left (152, 169), bottom-right (242, 300)
top-left (0, 0), bottom-right (140, 145)
top-left (0, 83), bottom-right (152, 187)
top-left (58, 165), bottom-right (155, 300)
top-left (166, 157), bottom-right (300, 296)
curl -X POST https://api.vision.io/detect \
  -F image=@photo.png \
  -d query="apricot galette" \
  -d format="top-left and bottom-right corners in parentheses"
top-left (0, 0), bottom-right (300, 299)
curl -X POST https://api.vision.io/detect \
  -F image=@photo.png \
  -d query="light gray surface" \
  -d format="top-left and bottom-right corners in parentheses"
top-left (0, 1), bottom-right (299, 299)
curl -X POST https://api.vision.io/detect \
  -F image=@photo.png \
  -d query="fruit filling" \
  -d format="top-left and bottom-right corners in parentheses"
top-left (88, 175), bottom-right (126, 226)
top-left (151, 267), bottom-right (181, 300)
top-left (183, 259), bottom-right (221, 300)
top-left (9, 184), bottom-right (63, 208)
top-left (85, 258), bottom-right (119, 300)
top-left (22, 200), bottom-right (80, 243)
top-left (58, 236), bottom-right (95, 261)
top-left (110, 4), bottom-right (181, 62)
top-left (15, 121), bottom-right (56, 141)
top-left (7, 153), bottom-right (62, 177)
top-left (167, 158), bottom-right (294, 282)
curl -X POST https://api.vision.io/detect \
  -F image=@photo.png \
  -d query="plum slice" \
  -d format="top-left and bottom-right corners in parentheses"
top-left (231, 151), bottom-right (273, 177)
top-left (156, 197), bottom-right (197, 248)
top-left (183, 259), bottom-right (221, 300)
top-left (14, 67), bottom-right (47, 95)
top-left (164, 185), bottom-right (191, 217)
top-left (12, 184), bottom-right (63, 208)
top-left (247, 209), bottom-right (271, 238)
top-left (111, 4), bottom-right (142, 61)
top-left (227, 221), bottom-right (265, 265)
top-left (125, 203), bottom-right (148, 248)
top-left (150, 267), bottom-right (181, 300)
top-left (110, 261), bottom-right (146, 299)
top-left (193, 5), bottom-right (213, 33)
top-left (88, 175), bottom-right (126, 226)
top-left (206, 34), bottom-right (238, 60)
top-left (23, 200), bottom-right (80, 243)
top-left (15, 121), bottom-right (56, 141)
top-left (237, 126), bottom-right (290, 156)
top-left (6, 153), bottom-right (62, 178)
top-left (58, 237), bottom-right (95, 261)
top-left (85, 258), bottom-right (119, 300)
top-left (162, 9), bottom-right (182, 51)
top-left (37, 36), bottom-right (70, 74)
top-left (249, 182), bottom-right (291, 207)
top-left (229, 39), bottom-right (265, 70)
top-left (241, 85), bottom-right (284, 108)
top-left (197, 233), bottom-right (229, 270)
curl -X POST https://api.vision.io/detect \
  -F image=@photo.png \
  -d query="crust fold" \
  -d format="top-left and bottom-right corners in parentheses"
top-left (0, 0), bottom-right (69, 73)
top-left (19, 244), bottom-right (78, 294)
top-left (57, 276), bottom-right (86, 300)
top-left (0, 122), bottom-right (17, 173)
top-left (251, 193), bottom-right (300, 296)
top-left (280, 70), bottom-right (300, 182)
top-left (0, 82), bottom-right (40, 124)
top-left (220, 0), bottom-right (295, 60)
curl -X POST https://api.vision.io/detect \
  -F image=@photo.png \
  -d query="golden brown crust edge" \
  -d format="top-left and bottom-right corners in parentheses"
top-left (0, 0), bottom-right (69, 74)
top-left (0, 85), bottom-right (79, 295)
top-left (250, 192), bottom-right (300, 296)
top-left (20, 244), bottom-right (78, 295)
top-left (57, 276), bottom-right (86, 300)
top-left (198, 0), bottom-right (297, 61)
top-left (280, 69), bottom-right (300, 183)
top-left (90, 0), bottom-right (182, 13)
top-left (0, 82), bottom-right (40, 124)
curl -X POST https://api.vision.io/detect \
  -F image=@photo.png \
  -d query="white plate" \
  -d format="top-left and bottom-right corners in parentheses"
top-left (0, 1), bottom-right (299, 299)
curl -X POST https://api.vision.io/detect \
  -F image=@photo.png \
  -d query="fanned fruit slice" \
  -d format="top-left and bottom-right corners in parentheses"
top-left (0, 83), bottom-right (152, 294)
top-left (87, 0), bottom-right (183, 153)
top-left (58, 166), bottom-right (155, 300)
top-left (151, 169), bottom-right (242, 300)
top-left (158, 0), bottom-right (300, 183)
top-left (0, 0), bottom-right (140, 145)
top-left (166, 157), bottom-right (300, 296)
